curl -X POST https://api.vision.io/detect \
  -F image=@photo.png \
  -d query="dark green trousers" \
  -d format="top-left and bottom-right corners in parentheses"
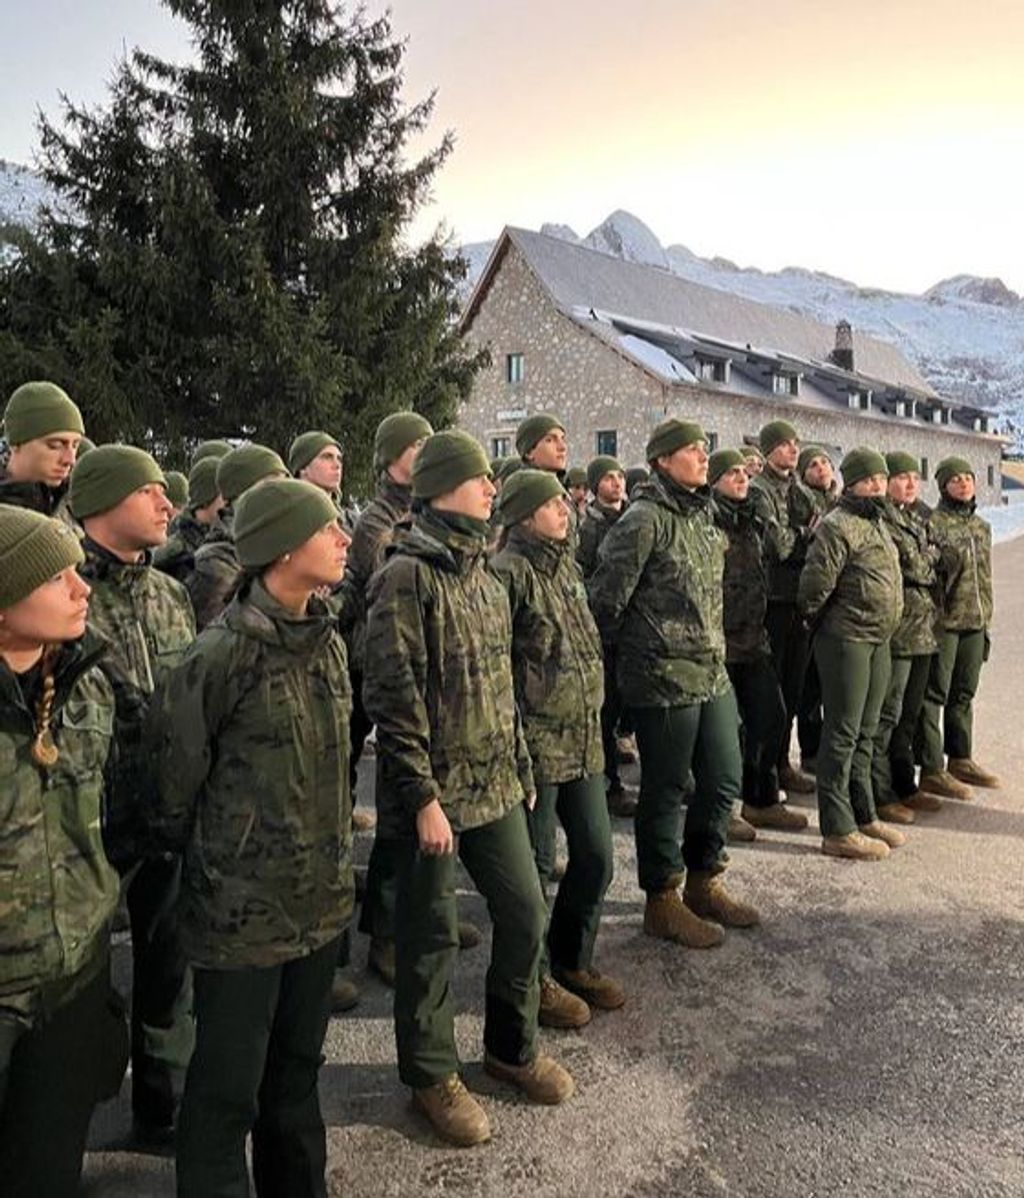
top-left (357, 834), bottom-right (399, 941)
top-left (0, 955), bottom-right (128, 1198)
top-left (127, 854), bottom-right (194, 1127)
top-left (631, 688), bottom-right (742, 890)
top-left (815, 634), bottom-right (891, 837)
top-left (890, 653), bottom-right (933, 797)
top-left (727, 658), bottom-right (787, 807)
top-left (394, 803), bottom-right (546, 1089)
top-left (797, 646), bottom-right (824, 763)
top-left (920, 629), bottom-right (987, 769)
top-left (175, 937), bottom-right (340, 1198)
top-left (765, 601), bottom-right (811, 770)
top-left (527, 773), bottom-right (614, 974)
top-left (871, 655), bottom-right (913, 808)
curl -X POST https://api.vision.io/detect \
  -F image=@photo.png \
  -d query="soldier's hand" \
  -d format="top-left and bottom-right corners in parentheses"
top-left (417, 799), bottom-right (454, 856)
top-left (525, 791), bottom-right (537, 811)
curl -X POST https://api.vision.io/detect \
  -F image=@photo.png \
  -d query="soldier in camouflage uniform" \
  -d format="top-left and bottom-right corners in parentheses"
top-left (870, 452), bottom-right (943, 821)
top-left (516, 412), bottom-right (579, 542)
top-left (918, 456), bottom-right (999, 797)
top-left (186, 444), bottom-right (288, 629)
top-left (0, 505), bottom-right (128, 1197)
top-left (148, 479), bottom-right (354, 1198)
top-left (798, 449), bottom-right (905, 862)
top-left (576, 455), bottom-right (636, 817)
top-left (68, 445), bottom-right (197, 1138)
top-left (153, 457), bottom-right (226, 583)
top-left (741, 444), bottom-right (764, 478)
top-left (709, 449), bottom-right (807, 835)
top-left (749, 420), bottom-right (819, 793)
top-left (589, 419), bottom-right (759, 949)
top-left (164, 471), bottom-right (189, 518)
top-left (492, 469), bottom-right (623, 1029)
top-left (795, 445), bottom-right (840, 774)
top-left (566, 465), bottom-right (588, 516)
top-left (624, 464), bottom-right (649, 497)
top-left (364, 430), bottom-right (573, 1148)
top-left (191, 439), bottom-right (233, 464)
top-left (0, 382), bottom-right (85, 522)
top-left (288, 430), bottom-right (354, 529)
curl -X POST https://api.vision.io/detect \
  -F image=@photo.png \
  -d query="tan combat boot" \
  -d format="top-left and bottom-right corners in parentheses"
top-left (778, 762), bottom-right (816, 794)
top-left (413, 1075), bottom-right (491, 1147)
top-left (606, 783), bottom-right (638, 818)
top-left (918, 769), bottom-right (973, 801)
top-left (351, 807), bottom-right (376, 833)
top-left (368, 937), bottom-right (396, 987)
top-left (330, 972), bottom-right (360, 1014)
top-left (821, 831), bottom-right (889, 861)
top-left (859, 820), bottom-right (907, 849)
top-left (948, 758), bottom-right (1002, 789)
top-left (457, 921), bottom-right (482, 950)
top-left (875, 801), bottom-right (916, 825)
top-left (643, 886), bottom-right (725, 948)
top-left (484, 1053), bottom-right (574, 1104)
top-left (684, 871), bottom-right (761, 928)
top-left (902, 789), bottom-right (942, 813)
top-left (553, 967), bottom-right (626, 1011)
top-left (727, 812), bottom-right (757, 843)
top-left (742, 802), bottom-right (809, 831)
top-left (539, 975), bottom-right (591, 1029)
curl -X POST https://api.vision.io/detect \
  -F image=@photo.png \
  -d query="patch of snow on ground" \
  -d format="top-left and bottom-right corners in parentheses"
top-left (982, 489), bottom-right (1024, 543)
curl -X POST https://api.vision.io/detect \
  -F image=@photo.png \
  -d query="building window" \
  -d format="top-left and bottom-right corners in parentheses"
top-left (772, 373), bottom-right (799, 396)
top-left (707, 431), bottom-right (719, 452)
top-left (895, 399), bottom-right (907, 417)
top-left (491, 436), bottom-right (512, 459)
top-left (697, 358), bottom-right (728, 383)
top-left (848, 390), bottom-right (871, 411)
top-left (506, 353), bottom-right (524, 384)
top-left (988, 464), bottom-right (995, 487)
top-left (920, 456), bottom-right (929, 480)
top-left (596, 429), bottom-right (618, 457)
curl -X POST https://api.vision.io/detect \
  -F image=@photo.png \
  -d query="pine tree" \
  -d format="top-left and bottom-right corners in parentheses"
top-left (0, 2), bottom-right (485, 491)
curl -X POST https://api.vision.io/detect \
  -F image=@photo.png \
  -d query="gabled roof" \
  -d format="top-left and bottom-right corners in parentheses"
top-left (462, 227), bottom-right (937, 398)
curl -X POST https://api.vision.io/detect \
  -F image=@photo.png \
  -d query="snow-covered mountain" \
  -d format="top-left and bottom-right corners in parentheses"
top-left (464, 210), bottom-right (1024, 450)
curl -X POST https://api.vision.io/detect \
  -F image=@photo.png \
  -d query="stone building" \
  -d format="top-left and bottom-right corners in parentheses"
top-left (459, 228), bottom-right (1005, 504)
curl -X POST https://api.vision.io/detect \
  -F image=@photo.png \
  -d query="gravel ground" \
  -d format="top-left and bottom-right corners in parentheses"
top-left (83, 537), bottom-right (1024, 1197)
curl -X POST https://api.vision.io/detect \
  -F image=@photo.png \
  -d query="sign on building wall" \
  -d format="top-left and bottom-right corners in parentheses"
top-left (497, 408), bottom-right (528, 423)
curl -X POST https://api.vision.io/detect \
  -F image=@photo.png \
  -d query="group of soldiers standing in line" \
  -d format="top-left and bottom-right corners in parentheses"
top-left (0, 379), bottom-right (996, 1195)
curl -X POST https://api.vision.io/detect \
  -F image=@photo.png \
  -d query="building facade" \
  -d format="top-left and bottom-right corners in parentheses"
top-left (459, 229), bottom-right (1005, 505)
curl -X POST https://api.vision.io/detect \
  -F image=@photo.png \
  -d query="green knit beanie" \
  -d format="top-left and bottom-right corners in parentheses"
top-left (76, 436), bottom-right (97, 458)
top-left (646, 418), bottom-right (706, 463)
top-left (216, 444), bottom-right (288, 503)
top-left (497, 469), bottom-right (566, 526)
top-left (516, 412), bottom-right (565, 458)
top-left (192, 439), bottom-right (234, 466)
top-left (566, 466), bottom-right (587, 488)
top-left (3, 381), bottom-right (85, 446)
top-left (412, 430), bottom-right (491, 500)
top-left (0, 503), bottom-right (85, 609)
top-left (188, 457), bottom-right (221, 509)
top-left (708, 448), bottom-right (747, 486)
top-left (288, 430), bottom-right (340, 476)
top-left (70, 445), bottom-right (166, 519)
top-left (885, 451), bottom-right (920, 478)
top-left (625, 466), bottom-right (649, 494)
top-left (234, 479), bottom-right (339, 569)
top-left (495, 457), bottom-right (524, 485)
top-left (840, 447), bottom-right (888, 489)
top-left (586, 455), bottom-right (623, 494)
top-left (740, 444), bottom-right (764, 463)
top-left (759, 420), bottom-right (799, 456)
top-left (797, 444), bottom-right (831, 477)
top-left (374, 411), bottom-right (434, 474)
top-left (935, 456), bottom-right (974, 493)
top-left (164, 471), bottom-right (189, 509)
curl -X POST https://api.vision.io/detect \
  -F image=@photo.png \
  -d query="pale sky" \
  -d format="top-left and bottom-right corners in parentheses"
top-left (2, 0), bottom-right (1022, 294)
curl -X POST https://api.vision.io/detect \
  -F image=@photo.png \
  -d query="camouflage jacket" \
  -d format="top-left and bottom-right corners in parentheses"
top-left (186, 519), bottom-right (242, 631)
top-left (881, 501), bottom-right (940, 656)
top-left (333, 475), bottom-right (413, 669)
top-left (806, 482), bottom-right (840, 518)
top-left (576, 500), bottom-right (627, 580)
top-left (0, 634), bottom-right (119, 1004)
top-left (711, 493), bottom-right (772, 664)
top-left (78, 538), bottom-right (196, 864)
top-left (152, 510), bottom-right (212, 583)
top-left (588, 472), bottom-right (730, 709)
top-left (0, 468), bottom-right (77, 530)
top-left (363, 508), bottom-right (534, 838)
top-left (749, 465), bottom-right (818, 604)
top-left (491, 527), bottom-right (604, 786)
top-left (798, 495), bottom-right (903, 643)
top-left (147, 580), bottom-right (353, 968)
top-left (928, 498), bottom-right (993, 632)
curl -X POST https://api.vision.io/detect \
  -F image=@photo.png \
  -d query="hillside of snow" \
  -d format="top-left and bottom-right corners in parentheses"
top-left (464, 209), bottom-right (1024, 451)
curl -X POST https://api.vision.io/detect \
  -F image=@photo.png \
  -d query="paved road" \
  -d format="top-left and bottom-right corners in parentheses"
top-left (84, 537), bottom-right (1024, 1196)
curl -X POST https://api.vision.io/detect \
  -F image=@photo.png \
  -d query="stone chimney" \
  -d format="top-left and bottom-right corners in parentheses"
top-left (830, 320), bottom-right (854, 372)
